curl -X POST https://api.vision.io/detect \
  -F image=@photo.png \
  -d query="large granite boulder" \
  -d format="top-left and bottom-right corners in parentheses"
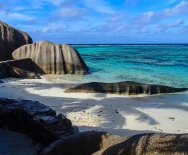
top-left (40, 131), bottom-right (128, 155)
top-left (0, 20), bottom-right (33, 61)
top-left (12, 41), bottom-right (89, 74)
top-left (0, 59), bottom-right (43, 79)
top-left (92, 133), bottom-right (188, 155)
top-left (65, 81), bottom-right (187, 95)
top-left (0, 98), bottom-right (76, 144)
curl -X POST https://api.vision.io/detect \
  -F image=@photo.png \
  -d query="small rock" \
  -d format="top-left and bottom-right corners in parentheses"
top-left (168, 117), bottom-right (175, 120)
top-left (114, 110), bottom-right (119, 113)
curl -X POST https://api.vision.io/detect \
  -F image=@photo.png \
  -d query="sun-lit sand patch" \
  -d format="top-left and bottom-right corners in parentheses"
top-left (1, 77), bottom-right (188, 137)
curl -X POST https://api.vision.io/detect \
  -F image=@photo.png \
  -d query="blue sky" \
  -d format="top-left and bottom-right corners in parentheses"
top-left (0, 0), bottom-right (188, 43)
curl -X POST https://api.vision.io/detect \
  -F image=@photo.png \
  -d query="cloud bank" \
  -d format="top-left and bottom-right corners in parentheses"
top-left (0, 0), bottom-right (188, 43)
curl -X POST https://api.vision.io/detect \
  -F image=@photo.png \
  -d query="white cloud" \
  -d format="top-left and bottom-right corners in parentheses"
top-left (132, 0), bottom-right (188, 27)
top-left (40, 22), bottom-right (67, 33)
top-left (178, 24), bottom-right (188, 33)
top-left (156, 19), bottom-right (184, 33)
top-left (0, 11), bottom-right (34, 21)
top-left (166, 0), bottom-right (181, 4)
top-left (124, 0), bottom-right (141, 5)
top-left (83, 0), bottom-right (114, 14)
top-left (58, 7), bottom-right (87, 18)
top-left (41, 27), bottom-right (50, 33)
top-left (157, 19), bottom-right (184, 29)
top-left (170, 0), bottom-right (188, 14)
top-left (108, 13), bottom-right (126, 22)
top-left (29, 0), bottom-right (66, 8)
top-left (41, 0), bottom-right (66, 6)
top-left (10, 13), bottom-right (34, 20)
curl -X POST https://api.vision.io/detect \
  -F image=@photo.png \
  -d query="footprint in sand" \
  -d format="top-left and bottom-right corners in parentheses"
top-left (154, 127), bottom-right (163, 132)
top-left (114, 110), bottom-right (119, 114)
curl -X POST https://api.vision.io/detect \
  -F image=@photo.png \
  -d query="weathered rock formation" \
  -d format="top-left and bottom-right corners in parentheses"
top-left (12, 41), bottom-right (89, 74)
top-left (8, 67), bottom-right (40, 79)
top-left (65, 81), bottom-right (187, 95)
top-left (0, 98), bottom-right (76, 144)
top-left (92, 133), bottom-right (188, 155)
top-left (0, 58), bottom-right (43, 79)
top-left (40, 131), bottom-right (128, 155)
top-left (0, 20), bottom-right (32, 61)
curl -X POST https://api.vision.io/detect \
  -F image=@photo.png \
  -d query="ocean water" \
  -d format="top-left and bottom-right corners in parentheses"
top-left (60, 44), bottom-right (188, 88)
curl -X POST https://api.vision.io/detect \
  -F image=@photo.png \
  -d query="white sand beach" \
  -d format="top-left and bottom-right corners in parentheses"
top-left (0, 77), bottom-right (188, 137)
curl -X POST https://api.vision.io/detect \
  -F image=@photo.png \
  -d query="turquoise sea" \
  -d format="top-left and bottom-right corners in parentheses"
top-left (62, 44), bottom-right (188, 88)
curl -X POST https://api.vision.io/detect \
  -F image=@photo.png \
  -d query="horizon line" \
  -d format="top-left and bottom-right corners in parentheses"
top-left (69, 43), bottom-right (188, 45)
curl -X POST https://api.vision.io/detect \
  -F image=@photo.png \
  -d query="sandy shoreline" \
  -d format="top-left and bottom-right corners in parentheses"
top-left (0, 77), bottom-right (188, 137)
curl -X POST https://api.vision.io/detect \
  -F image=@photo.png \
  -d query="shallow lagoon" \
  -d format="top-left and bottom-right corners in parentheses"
top-left (59, 44), bottom-right (188, 88)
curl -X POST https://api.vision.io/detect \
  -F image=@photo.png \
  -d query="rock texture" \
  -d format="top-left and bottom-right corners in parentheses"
top-left (92, 133), bottom-right (188, 155)
top-left (12, 41), bottom-right (89, 74)
top-left (0, 20), bottom-right (32, 61)
top-left (40, 131), bottom-right (128, 155)
top-left (7, 67), bottom-right (40, 79)
top-left (0, 129), bottom-right (38, 155)
top-left (65, 81), bottom-right (187, 95)
top-left (0, 98), bottom-right (75, 144)
top-left (0, 58), bottom-right (43, 79)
